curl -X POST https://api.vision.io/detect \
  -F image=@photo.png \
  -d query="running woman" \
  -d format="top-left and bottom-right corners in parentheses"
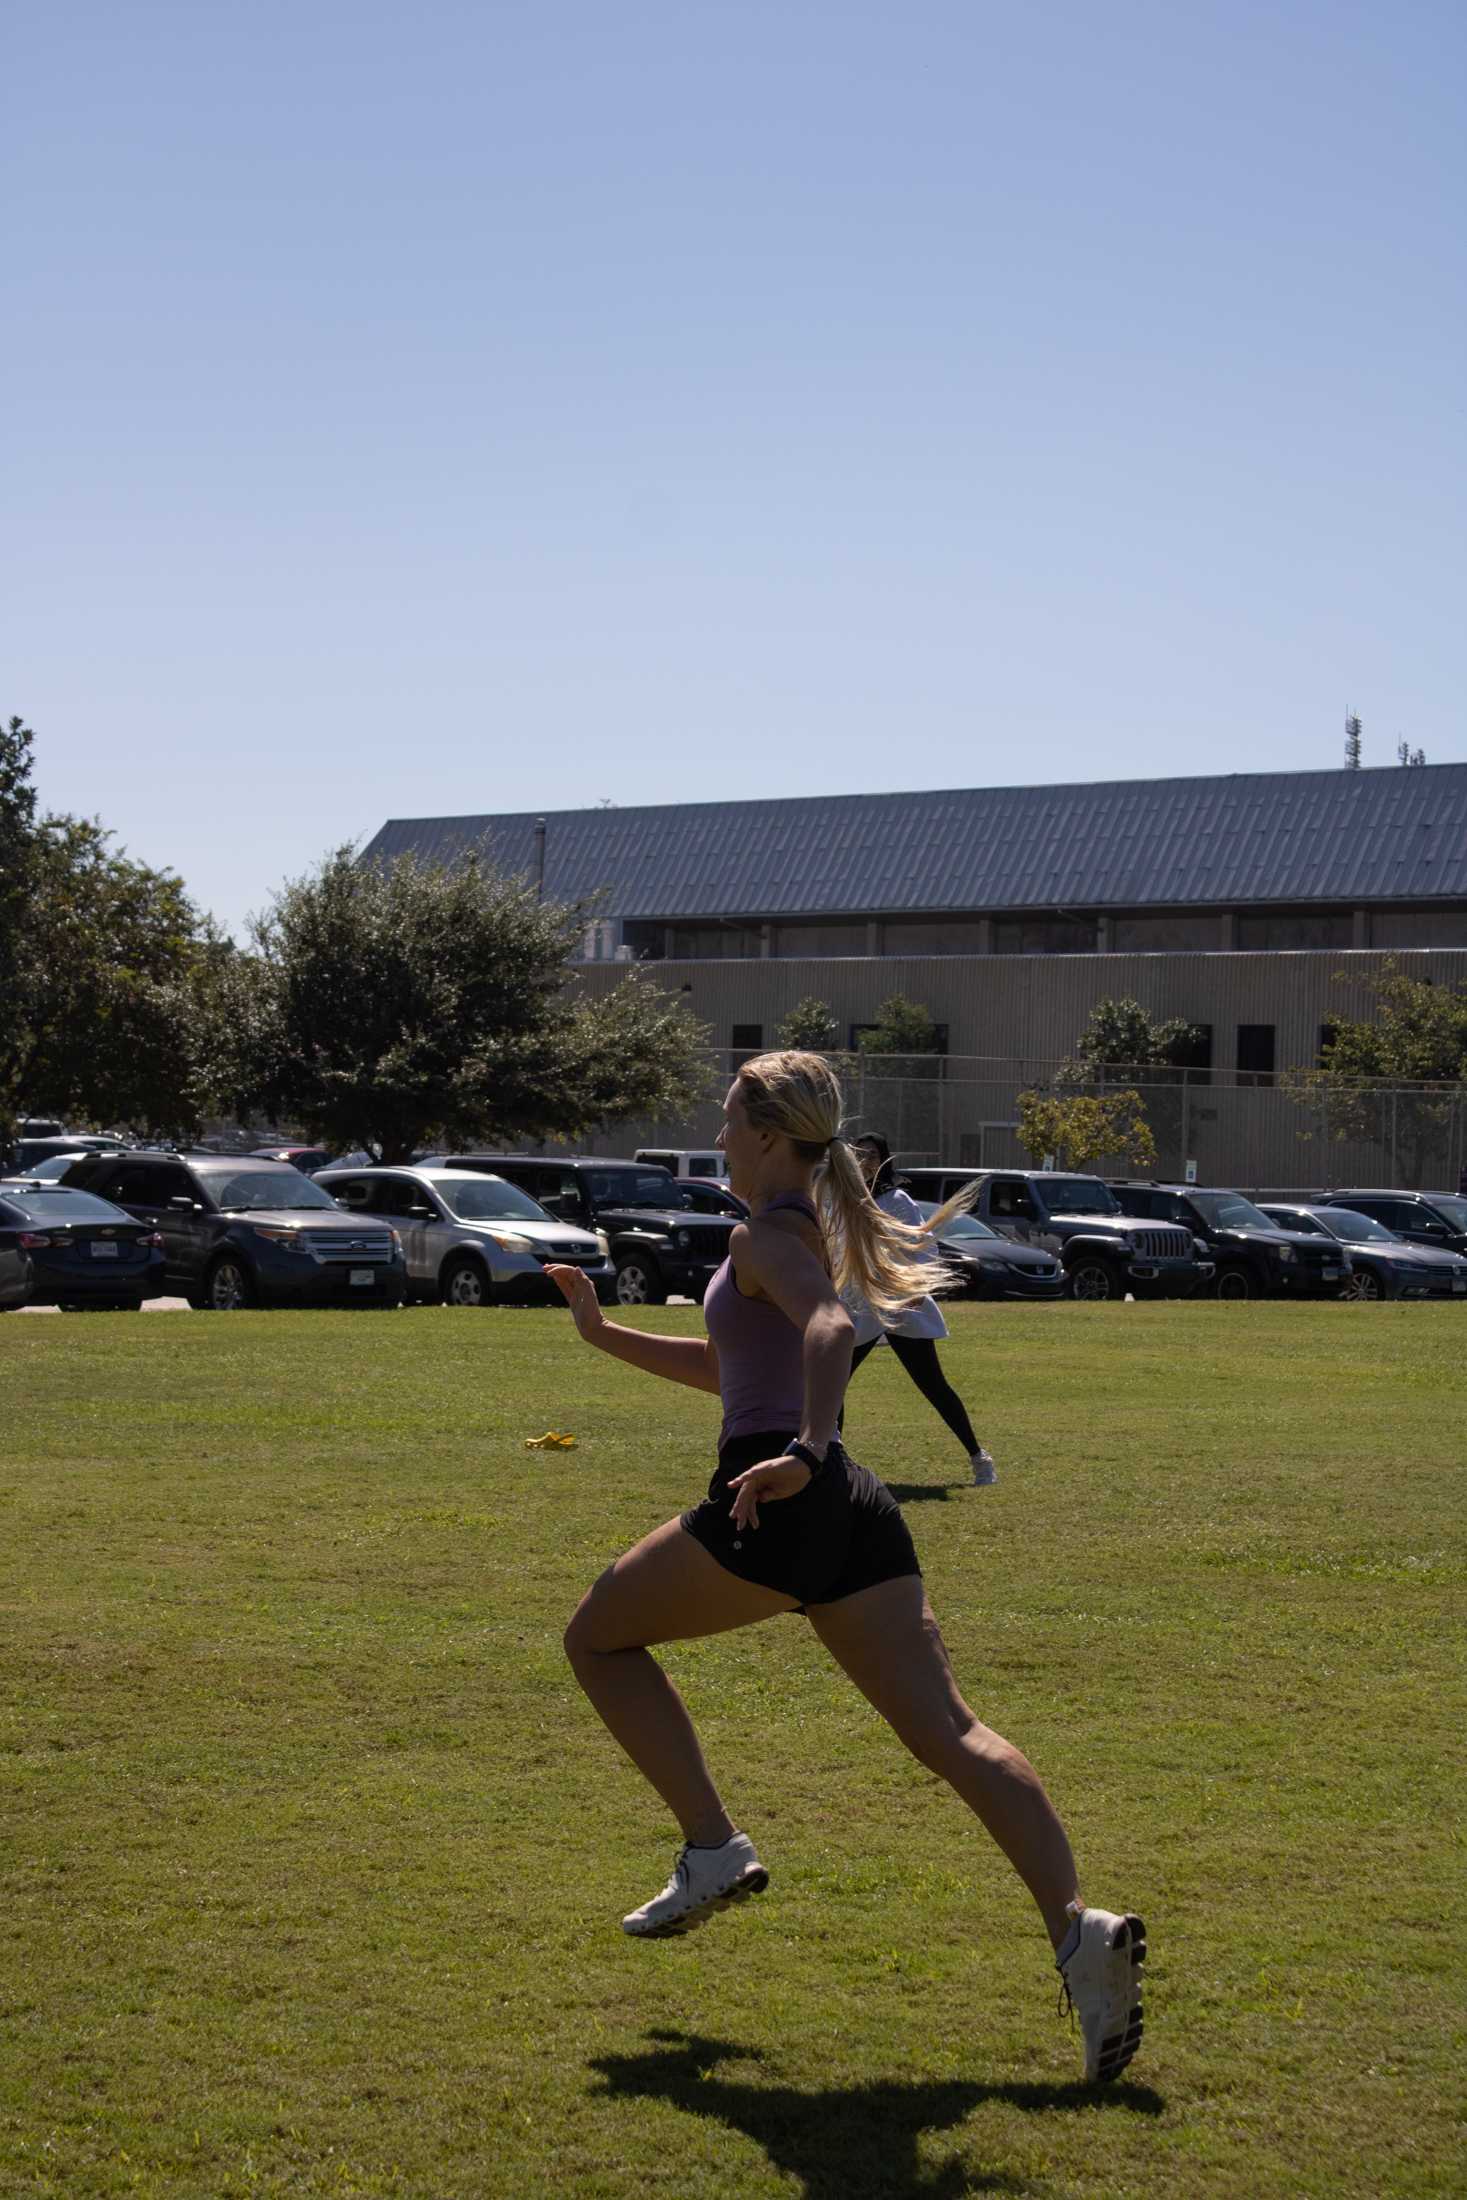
top-left (844, 1132), bottom-right (998, 1487)
top-left (545, 1051), bottom-right (1145, 2085)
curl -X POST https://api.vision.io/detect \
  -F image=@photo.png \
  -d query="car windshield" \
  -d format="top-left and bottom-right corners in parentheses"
top-left (917, 1204), bottom-right (999, 1242)
top-left (1040, 1178), bottom-right (1120, 1215)
top-left (1426, 1195), bottom-right (1467, 1231)
top-left (25, 1155), bottom-right (87, 1181)
top-left (588, 1170), bottom-right (681, 1209)
top-left (1320, 1209), bottom-right (1398, 1243)
top-left (2, 1189), bottom-right (127, 1224)
top-left (1190, 1192), bottom-right (1275, 1231)
top-left (195, 1168), bottom-right (341, 1213)
top-left (435, 1176), bottom-right (552, 1222)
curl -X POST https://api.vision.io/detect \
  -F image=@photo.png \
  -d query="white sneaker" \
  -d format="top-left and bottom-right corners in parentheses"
top-left (970, 1448), bottom-right (999, 1486)
top-left (1056, 1905), bottom-right (1146, 2082)
top-left (621, 1832), bottom-right (769, 1938)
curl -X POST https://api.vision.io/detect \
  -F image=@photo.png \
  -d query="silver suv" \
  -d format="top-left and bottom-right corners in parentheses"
top-left (316, 1166), bottom-right (614, 1308)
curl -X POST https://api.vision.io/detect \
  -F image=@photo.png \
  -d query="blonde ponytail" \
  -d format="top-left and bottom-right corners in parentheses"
top-left (734, 1050), bottom-right (957, 1318)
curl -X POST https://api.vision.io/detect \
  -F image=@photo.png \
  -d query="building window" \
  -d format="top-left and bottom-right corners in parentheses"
top-left (621, 921), bottom-right (665, 959)
top-left (1235, 911), bottom-right (1353, 951)
top-left (667, 924), bottom-right (763, 959)
top-left (1367, 909), bottom-right (1467, 949)
top-left (730, 1023), bottom-right (763, 1068)
top-left (1112, 913), bottom-right (1220, 953)
top-left (773, 921), bottom-right (869, 957)
top-left (1169, 1023), bottom-right (1213, 1084)
top-left (992, 916), bottom-right (1095, 955)
top-left (1237, 1024), bottom-right (1276, 1086)
top-left (881, 918), bottom-right (990, 956)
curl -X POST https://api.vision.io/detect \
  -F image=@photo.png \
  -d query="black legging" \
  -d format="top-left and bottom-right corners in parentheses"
top-left (845, 1334), bottom-right (980, 1455)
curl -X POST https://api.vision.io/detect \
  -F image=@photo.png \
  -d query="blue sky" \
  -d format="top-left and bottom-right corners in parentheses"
top-left (7, 0), bottom-right (1464, 937)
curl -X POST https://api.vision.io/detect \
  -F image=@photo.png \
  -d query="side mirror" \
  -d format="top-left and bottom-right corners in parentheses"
top-left (408, 1202), bottom-right (433, 1218)
top-left (168, 1195), bottom-right (197, 1211)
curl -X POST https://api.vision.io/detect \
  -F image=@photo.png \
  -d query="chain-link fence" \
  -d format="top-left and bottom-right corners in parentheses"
top-left (602, 1051), bottom-right (1467, 1193)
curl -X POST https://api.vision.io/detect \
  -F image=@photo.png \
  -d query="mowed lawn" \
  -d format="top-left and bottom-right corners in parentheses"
top-left (2, 1302), bottom-right (1463, 2200)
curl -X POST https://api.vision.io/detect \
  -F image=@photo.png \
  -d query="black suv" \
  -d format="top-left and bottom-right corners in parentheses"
top-left (1107, 1183), bottom-right (1352, 1301)
top-left (435, 1155), bottom-right (736, 1305)
top-left (61, 1151), bottom-right (407, 1310)
top-left (1320, 1188), bottom-right (1467, 1260)
top-left (901, 1167), bottom-right (1212, 1301)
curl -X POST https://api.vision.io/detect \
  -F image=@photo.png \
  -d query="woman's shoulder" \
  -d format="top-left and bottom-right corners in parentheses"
top-left (879, 1186), bottom-right (924, 1222)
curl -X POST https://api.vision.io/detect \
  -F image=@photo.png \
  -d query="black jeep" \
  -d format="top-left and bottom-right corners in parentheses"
top-left (901, 1167), bottom-right (1213, 1301)
top-left (1108, 1183), bottom-right (1353, 1301)
top-left (430, 1155), bottom-right (736, 1306)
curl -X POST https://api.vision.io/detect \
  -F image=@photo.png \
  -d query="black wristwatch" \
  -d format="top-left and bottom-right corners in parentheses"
top-left (787, 1438), bottom-right (827, 1479)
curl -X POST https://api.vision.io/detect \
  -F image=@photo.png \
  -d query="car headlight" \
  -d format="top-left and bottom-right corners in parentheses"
top-left (488, 1231), bottom-right (535, 1254)
top-left (1276, 1244), bottom-right (1296, 1262)
top-left (1193, 1237), bottom-right (1210, 1257)
top-left (676, 1230), bottom-right (690, 1250)
top-left (250, 1225), bottom-right (303, 1247)
top-left (595, 1231), bottom-right (611, 1257)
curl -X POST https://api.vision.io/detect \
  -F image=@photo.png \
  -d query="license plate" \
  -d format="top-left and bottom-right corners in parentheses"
top-left (91, 1242), bottom-right (120, 1259)
top-left (349, 1268), bottom-right (375, 1286)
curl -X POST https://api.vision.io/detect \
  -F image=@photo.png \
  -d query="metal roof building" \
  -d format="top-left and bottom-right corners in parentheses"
top-left (364, 763), bottom-right (1467, 932)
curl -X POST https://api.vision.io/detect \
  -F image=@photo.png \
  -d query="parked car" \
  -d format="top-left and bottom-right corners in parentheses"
top-left (316, 1165), bottom-right (615, 1307)
top-left (1320, 1189), bottom-right (1467, 1261)
top-left (4, 1133), bottom-right (129, 1173)
top-left (1107, 1183), bottom-right (1351, 1300)
top-left (5, 1151), bottom-right (93, 1183)
top-left (60, 1151), bottom-right (407, 1310)
top-left (901, 1167), bottom-right (1213, 1301)
top-left (914, 1201), bottom-right (1066, 1301)
top-left (677, 1177), bottom-right (749, 1218)
top-left (1258, 1202), bottom-right (1467, 1301)
top-left (0, 1182), bottom-right (166, 1310)
top-left (634, 1146), bottom-right (730, 1182)
top-left (427, 1155), bottom-right (736, 1305)
top-left (0, 1207), bottom-right (35, 1308)
top-left (250, 1145), bottom-right (337, 1174)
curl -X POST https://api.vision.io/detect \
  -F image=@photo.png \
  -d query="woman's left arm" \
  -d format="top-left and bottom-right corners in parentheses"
top-left (725, 1220), bottom-right (854, 1529)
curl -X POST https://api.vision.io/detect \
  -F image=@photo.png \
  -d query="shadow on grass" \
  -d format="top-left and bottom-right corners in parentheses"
top-left (882, 1482), bottom-right (968, 1504)
top-left (589, 2028), bottom-right (1162, 2199)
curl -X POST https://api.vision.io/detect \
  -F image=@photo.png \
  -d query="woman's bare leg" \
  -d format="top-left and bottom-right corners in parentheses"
top-left (564, 1518), bottom-right (798, 1844)
top-left (806, 1573), bottom-right (1080, 1946)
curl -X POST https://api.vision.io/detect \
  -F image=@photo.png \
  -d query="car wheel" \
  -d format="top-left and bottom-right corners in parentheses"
top-left (202, 1255), bottom-right (254, 1311)
top-left (441, 1254), bottom-right (491, 1308)
top-left (1068, 1258), bottom-right (1122, 1302)
top-left (1214, 1265), bottom-right (1256, 1302)
top-left (614, 1254), bottom-right (666, 1306)
top-left (1347, 1268), bottom-right (1387, 1302)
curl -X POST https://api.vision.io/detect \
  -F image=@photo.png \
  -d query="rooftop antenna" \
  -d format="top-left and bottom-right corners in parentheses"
top-left (1397, 739), bottom-right (1426, 768)
top-left (1344, 712), bottom-right (1362, 769)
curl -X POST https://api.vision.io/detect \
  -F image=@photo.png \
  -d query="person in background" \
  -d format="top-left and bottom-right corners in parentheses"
top-left (844, 1134), bottom-right (998, 1487)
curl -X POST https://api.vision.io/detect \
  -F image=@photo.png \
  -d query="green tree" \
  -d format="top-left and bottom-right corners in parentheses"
top-left (1, 748), bottom-right (225, 1139)
top-left (1016, 1088), bottom-right (1157, 1173)
top-left (774, 997), bottom-right (840, 1052)
top-left (857, 994), bottom-right (942, 1058)
top-left (1059, 997), bottom-right (1204, 1085)
top-left (235, 847), bottom-right (712, 1162)
top-left (1287, 961), bottom-right (1467, 1186)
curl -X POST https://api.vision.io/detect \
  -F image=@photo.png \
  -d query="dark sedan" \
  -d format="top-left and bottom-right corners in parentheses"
top-left (0, 1183), bottom-right (165, 1309)
top-left (1259, 1203), bottom-right (1467, 1301)
top-left (915, 1202), bottom-right (1066, 1301)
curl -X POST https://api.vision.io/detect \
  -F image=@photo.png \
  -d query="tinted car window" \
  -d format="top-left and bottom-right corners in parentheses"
top-left (587, 1170), bottom-right (681, 1208)
top-left (987, 1181), bottom-right (1037, 1219)
top-left (354, 1177), bottom-right (433, 1219)
top-left (1317, 1209), bottom-right (1398, 1243)
top-left (107, 1161), bottom-right (191, 1207)
top-left (194, 1167), bottom-right (340, 1212)
top-left (1038, 1178), bottom-right (1120, 1215)
top-left (435, 1176), bottom-right (552, 1222)
top-left (1189, 1192), bottom-right (1276, 1231)
top-left (1266, 1209), bottom-right (1325, 1234)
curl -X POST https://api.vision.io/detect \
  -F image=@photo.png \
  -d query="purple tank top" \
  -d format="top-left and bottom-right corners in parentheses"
top-left (703, 1192), bottom-right (818, 1446)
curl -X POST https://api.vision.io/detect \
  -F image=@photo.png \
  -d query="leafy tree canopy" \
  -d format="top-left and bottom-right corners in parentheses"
top-left (234, 847), bottom-right (712, 1162)
top-left (856, 995), bottom-right (941, 1057)
top-left (775, 997), bottom-right (840, 1052)
top-left (1016, 1088), bottom-right (1157, 1173)
top-left (1062, 997), bottom-right (1205, 1084)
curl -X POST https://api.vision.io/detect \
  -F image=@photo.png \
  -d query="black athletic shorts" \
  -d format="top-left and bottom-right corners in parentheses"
top-left (680, 1430), bottom-right (921, 1608)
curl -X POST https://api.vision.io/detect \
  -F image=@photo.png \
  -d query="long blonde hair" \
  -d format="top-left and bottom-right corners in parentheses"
top-left (735, 1050), bottom-right (958, 1318)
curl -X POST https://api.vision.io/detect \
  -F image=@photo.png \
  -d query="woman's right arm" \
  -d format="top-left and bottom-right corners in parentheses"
top-left (544, 1263), bottom-right (721, 1395)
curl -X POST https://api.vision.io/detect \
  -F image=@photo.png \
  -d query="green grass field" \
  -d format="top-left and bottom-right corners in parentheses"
top-left (3, 1302), bottom-right (1464, 2198)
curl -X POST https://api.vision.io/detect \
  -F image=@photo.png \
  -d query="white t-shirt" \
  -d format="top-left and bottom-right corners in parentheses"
top-left (844, 1185), bottom-right (949, 1347)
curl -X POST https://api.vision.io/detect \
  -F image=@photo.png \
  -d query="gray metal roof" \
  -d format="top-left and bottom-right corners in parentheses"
top-left (361, 763), bottom-right (1467, 920)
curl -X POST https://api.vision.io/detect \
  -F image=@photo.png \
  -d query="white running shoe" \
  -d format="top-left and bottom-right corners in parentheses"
top-left (970, 1448), bottom-right (999, 1486)
top-left (1055, 1905), bottom-right (1146, 2083)
top-left (621, 1832), bottom-right (769, 1938)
